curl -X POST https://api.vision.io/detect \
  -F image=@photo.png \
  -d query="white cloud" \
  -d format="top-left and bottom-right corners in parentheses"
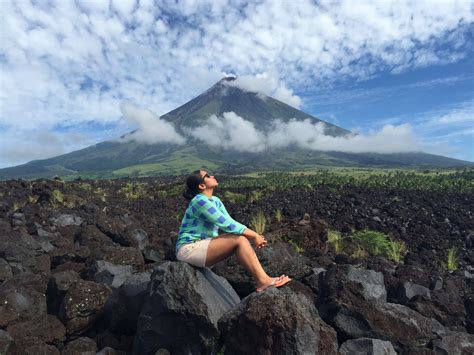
top-left (187, 112), bottom-right (420, 154)
top-left (119, 102), bottom-right (186, 144)
top-left (433, 103), bottom-right (474, 124)
top-left (0, 129), bottom-right (94, 167)
top-left (226, 72), bottom-right (302, 108)
top-left (184, 112), bottom-right (266, 152)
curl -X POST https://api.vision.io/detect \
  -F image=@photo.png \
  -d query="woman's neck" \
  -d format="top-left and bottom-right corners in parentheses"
top-left (201, 189), bottom-right (213, 198)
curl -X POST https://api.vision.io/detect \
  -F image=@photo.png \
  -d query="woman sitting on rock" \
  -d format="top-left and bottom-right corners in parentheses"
top-left (176, 170), bottom-right (291, 292)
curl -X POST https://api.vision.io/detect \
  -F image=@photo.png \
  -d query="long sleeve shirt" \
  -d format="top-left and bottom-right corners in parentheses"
top-left (176, 193), bottom-right (246, 253)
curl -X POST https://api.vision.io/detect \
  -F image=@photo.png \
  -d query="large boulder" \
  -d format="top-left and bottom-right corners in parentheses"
top-left (218, 286), bottom-right (338, 355)
top-left (6, 315), bottom-right (64, 354)
top-left (133, 262), bottom-right (240, 355)
top-left (0, 273), bottom-right (48, 327)
top-left (431, 331), bottom-right (474, 354)
top-left (212, 241), bottom-right (312, 297)
top-left (59, 280), bottom-right (112, 335)
top-left (107, 270), bottom-right (153, 335)
top-left (319, 264), bottom-right (443, 348)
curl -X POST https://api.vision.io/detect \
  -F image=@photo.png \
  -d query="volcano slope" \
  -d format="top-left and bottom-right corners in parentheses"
top-left (0, 171), bottom-right (473, 354)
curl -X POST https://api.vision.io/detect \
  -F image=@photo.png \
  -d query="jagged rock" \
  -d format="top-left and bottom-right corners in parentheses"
top-left (398, 281), bottom-right (431, 304)
top-left (127, 228), bottom-right (150, 251)
top-left (99, 246), bottom-right (145, 272)
top-left (96, 347), bottom-right (126, 355)
top-left (0, 257), bottom-right (12, 281)
top-left (107, 270), bottom-right (153, 335)
top-left (320, 265), bottom-right (443, 348)
top-left (0, 230), bottom-right (51, 275)
top-left (431, 331), bottom-right (474, 354)
top-left (91, 260), bottom-right (134, 288)
top-left (408, 280), bottom-right (466, 328)
top-left (49, 245), bottom-right (90, 267)
top-left (134, 261), bottom-right (240, 355)
top-left (0, 330), bottom-right (13, 354)
top-left (76, 225), bottom-right (115, 256)
top-left (47, 270), bottom-right (81, 315)
top-left (59, 280), bottom-right (112, 335)
top-left (51, 214), bottom-right (83, 227)
top-left (219, 286), bottom-right (338, 355)
top-left (62, 337), bottom-right (97, 355)
top-left (17, 343), bottom-right (60, 354)
top-left (0, 273), bottom-right (48, 327)
top-left (212, 241), bottom-right (312, 297)
top-left (143, 246), bottom-right (163, 262)
top-left (339, 337), bottom-right (397, 355)
top-left (323, 265), bottom-right (387, 303)
top-left (7, 315), bottom-right (65, 353)
top-left (304, 267), bottom-right (326, 296)
top-left (332, 302), bottom-right (443, 348)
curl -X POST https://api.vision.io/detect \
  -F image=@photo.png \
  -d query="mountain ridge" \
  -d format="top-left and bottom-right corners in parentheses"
top-left (1, 78), bottom-right (472, 180)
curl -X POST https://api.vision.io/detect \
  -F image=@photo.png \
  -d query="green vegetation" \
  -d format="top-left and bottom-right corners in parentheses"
top-left (275, 209), bottom-right (282, 222)
top-left (247, 190), bottom-right (263, 202)
top-left (119, 182), bottom-right (146, 199)
top-left (223, 191), bottom-right (247, 204)
top-left (251, 210), bottom-right (266, 235)
top-left (221, 168), bottom-right (474, 193)
top-left (327, 229), bottom-right (344, 254)
top-left (281, 235), bottom-right (304, 253)
top-left (327, 228), bottom-right (408, 263)
top-left (443, 247), bottom-right (459, 271)
top-left (353, 230), bottom-right (391, 256)
top-left (51, 189), bottom-right (64, 207)
top-left (386, 240), bottom-right (408, 263)
top-left (111, 150), bottom-right (219, 177)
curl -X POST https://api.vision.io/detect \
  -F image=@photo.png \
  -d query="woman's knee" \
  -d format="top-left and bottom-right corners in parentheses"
top-left (237, 235), bottom-right (251, 247)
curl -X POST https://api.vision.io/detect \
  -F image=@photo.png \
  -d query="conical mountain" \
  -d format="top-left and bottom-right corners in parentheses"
top-left (0, 78), bottom-right (470, 180)
top-left (161, 77), bottom-right (348, 136)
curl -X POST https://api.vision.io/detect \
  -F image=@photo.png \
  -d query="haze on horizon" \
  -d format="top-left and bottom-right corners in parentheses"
top-left (0, 0), bottom-right (473, 168)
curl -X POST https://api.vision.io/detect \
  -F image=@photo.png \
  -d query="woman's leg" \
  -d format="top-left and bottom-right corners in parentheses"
top-left (205, 234), bottom-right (281, 287)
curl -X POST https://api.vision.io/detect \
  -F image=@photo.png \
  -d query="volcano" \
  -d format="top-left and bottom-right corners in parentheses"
top-left (0, 77), bottom-right (470, 180)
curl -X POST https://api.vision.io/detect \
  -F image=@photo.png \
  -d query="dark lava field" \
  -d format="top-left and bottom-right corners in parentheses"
top-left (0, 175), bottom-right (473, 354)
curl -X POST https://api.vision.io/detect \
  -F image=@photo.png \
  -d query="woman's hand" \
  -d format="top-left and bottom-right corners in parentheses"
top-left (254, 234), bottom-right (268, 249)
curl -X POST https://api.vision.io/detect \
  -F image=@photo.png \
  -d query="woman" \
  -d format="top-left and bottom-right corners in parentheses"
top-left (176, 170), bottom-right (291, 292)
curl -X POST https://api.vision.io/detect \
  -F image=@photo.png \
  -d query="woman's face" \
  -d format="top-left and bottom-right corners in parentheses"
top-left (199, 170), bottom-right (218, 189)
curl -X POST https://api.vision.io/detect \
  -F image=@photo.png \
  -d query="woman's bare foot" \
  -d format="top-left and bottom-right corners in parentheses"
top-left (256, 275), bottom-right (292, 292)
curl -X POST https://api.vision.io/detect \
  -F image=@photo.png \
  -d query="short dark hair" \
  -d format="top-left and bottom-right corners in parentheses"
top-left (183, 170), bottom-right (203, 201)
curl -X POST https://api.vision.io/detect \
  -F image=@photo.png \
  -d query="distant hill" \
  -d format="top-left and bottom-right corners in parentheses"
top-left (0, 77), bottom-right (471, 180)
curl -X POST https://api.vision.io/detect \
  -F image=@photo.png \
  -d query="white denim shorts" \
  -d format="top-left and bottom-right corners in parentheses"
top-left (176, 238), bottom-right (212, 267)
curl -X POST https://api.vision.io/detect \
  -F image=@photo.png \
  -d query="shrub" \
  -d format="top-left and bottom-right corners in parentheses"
top-left (353, 230), bottom-right (391, 256)
top-left (386, 240), bottom-right (408, 263)
top-left (327, 229), bottom-right (344, 254)
top-left (275, 209), bottom-right (282, 222)
top-left (251, 209), bottom-right (266, 235)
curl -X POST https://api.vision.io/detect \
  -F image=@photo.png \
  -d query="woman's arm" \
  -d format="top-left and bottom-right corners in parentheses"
top-left (192, 196), bottom-right (246, 234)
top-left (215, 197), bottom-right (267, 248)
top-left (242, 228), bottom-right (267, 249)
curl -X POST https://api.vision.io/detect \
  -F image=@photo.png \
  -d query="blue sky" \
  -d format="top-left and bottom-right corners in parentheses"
top-left (0, 0), bottom-right (473, 168)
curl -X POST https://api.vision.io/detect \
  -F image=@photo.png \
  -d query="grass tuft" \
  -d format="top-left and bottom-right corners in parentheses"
top-left (251, 209), bottom-right (266, 235)
top-left (386, 240), bottom-right (408, 263)
top-left (327, 229), bottom-right (344, 254)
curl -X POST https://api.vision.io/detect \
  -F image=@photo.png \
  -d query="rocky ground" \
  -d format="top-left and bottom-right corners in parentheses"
top-left (0, 177), bottom-right (473, 354)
